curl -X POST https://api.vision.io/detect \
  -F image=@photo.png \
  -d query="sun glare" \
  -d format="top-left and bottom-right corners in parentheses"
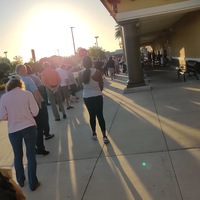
top-left (16, 2), bottom-right (119, 62)
top-left (20, 6), bottom-right (91, 61)
top-left (2, 1), bottom-right (120, 62)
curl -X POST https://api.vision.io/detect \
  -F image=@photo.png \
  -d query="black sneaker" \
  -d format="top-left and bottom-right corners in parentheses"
top-left (45, 134), bottom-right (55, 140)
top-left (31, 181), bottom-right (41, 191)
top-left (19, 182), bottom-right (25, 187)
top-left (91, 135), bottom-right (98, 140)
top-left (36, 150), bottom-right (50, 155)
top-left (55, 118), bottom-right (60, 121)
top-left (103, 137), bottom-right (110, 144)
top-left (67, 106), bottom-right (74, 110)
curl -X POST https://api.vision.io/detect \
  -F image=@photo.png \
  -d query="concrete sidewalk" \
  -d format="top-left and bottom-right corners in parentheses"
top-left (1, 68), bottom-right (200, 200)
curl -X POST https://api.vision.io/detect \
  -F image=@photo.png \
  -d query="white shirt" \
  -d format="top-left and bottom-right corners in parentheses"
top-left (82, 68), bottom-right (102, 98)
top-left (56, 68), bottom-right (68, 87)
top-left (66, 70), bottom-right (76, 85)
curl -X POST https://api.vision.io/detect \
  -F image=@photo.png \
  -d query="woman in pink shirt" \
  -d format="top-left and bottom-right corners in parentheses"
top-left (0, 75), bottom-right (40, 191)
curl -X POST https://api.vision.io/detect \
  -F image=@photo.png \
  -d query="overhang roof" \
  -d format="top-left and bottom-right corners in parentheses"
top-left (101, 0), bottom-right (200, 45)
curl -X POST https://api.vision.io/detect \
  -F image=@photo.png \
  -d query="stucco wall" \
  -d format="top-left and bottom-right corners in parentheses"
top-left (118, 0), bottom-right (186, 12)
top-left (151, 10), bottom-right (200, 66)
top-left (169, 10), bottom-right (200, 63)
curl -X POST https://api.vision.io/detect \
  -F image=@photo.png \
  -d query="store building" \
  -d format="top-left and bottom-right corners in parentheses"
top-left (100, 0), bottom-right (200, 89)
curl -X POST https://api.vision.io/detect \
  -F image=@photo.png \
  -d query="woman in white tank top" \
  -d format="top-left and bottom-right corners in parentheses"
top-left (79, 56), bottom-right (109, 144)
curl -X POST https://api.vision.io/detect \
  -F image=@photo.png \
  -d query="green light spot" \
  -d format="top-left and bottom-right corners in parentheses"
top-left (142, 162), bottom-right (147, 167)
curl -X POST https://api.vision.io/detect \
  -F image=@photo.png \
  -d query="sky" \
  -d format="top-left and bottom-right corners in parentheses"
top-left (0, 0), bottom-right (120, 62)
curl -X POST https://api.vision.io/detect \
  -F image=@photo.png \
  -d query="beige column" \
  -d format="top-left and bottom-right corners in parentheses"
top-left (121, 21), bottom-right (145, 88)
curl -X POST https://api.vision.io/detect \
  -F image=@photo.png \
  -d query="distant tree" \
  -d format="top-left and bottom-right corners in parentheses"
top-left (48, 55), bottom-right (63, 68)
top-left (30, 61), bottom-right (43, 73)
top-left (87, 47), bottom-right (106, 60)
top-left (74, 47), bottom-right (88, 65)
top-left (0, 63), bottom-right (10, 82)
top-left (29, 58), bottom-right (35, 63)
top-left (0, 57), bottom-right (11, 66)
top-left (0, 57), bottom-right (11, 82)
top-left (38, 55), bottom-right (78, 71)
top-left (77, 47), bottom-right (87, 57)
top-left (12, 56), bottom-right (23, 64)
top-left (62, 55), bottom-right (79, 67)
top-left (39, 57), bottom-right (49, 65)
top-left (11, 56), bottom-right (23, 72)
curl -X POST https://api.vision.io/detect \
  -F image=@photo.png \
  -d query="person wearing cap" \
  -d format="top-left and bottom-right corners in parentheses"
top-left (0, 75), bottom-right (40, 191)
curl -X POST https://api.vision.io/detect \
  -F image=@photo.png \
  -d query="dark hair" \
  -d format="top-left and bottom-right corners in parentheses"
top-left (82, 56), bottom-right (92, 84)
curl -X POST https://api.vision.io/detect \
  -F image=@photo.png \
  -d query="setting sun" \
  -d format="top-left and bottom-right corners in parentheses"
top-left (1, 1), bottom-right (119, 62)
top-left (20, 6), bottom-right (88, 60)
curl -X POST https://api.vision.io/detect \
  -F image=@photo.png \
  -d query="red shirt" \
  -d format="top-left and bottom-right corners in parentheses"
top-left (41, 67), bottom-right (61, 87)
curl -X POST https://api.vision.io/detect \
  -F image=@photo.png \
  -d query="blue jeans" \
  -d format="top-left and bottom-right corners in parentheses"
top-left (9, 126), bottom-right (38, 190)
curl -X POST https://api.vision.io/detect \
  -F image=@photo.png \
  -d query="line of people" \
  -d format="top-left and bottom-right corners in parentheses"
top-left (0, 62), bottom-right (79, 193)
top-left (94, 56), bottom-right (121, 80)
top-left (0, 56), bottom-right (109, 195)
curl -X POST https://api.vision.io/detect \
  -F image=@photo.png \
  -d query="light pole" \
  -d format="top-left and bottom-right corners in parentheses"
top-left (95, 36), bottom-right (99, 58)
top-left (95, 36), bottom-right (99, 48)
top-left (4, 51), bottom-right (7, 58)
top-left (70, 27), bottom-right (76, 56)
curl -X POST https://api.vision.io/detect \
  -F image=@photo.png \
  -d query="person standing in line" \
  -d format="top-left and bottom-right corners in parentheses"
top-left (40, 62), bottom-right (66, 121)
top-left (106, 56), bottom-right (115, 80)
top-left (66, 65), bottom-right (79, 103)
top-left (79, 56), bottom-right (109, 144)
top-left (152, 50), bottom-right (156, 66)
top-left (102, 59), bottom-right (108, 77)
top-left (26, 65), bottom-right (55, 140)
top-left (94, 58), bottom-right (103, 74)
top-left (0, 76), bottom-right (40, 191)
top-left (114, 56), bottom-right (120, 74)
top-left (15, 64), bottom-right (50, 155)
top-left (157, 50), bottom-right (161, 66)
top-left (56, 64), bottom-right (74, 110)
